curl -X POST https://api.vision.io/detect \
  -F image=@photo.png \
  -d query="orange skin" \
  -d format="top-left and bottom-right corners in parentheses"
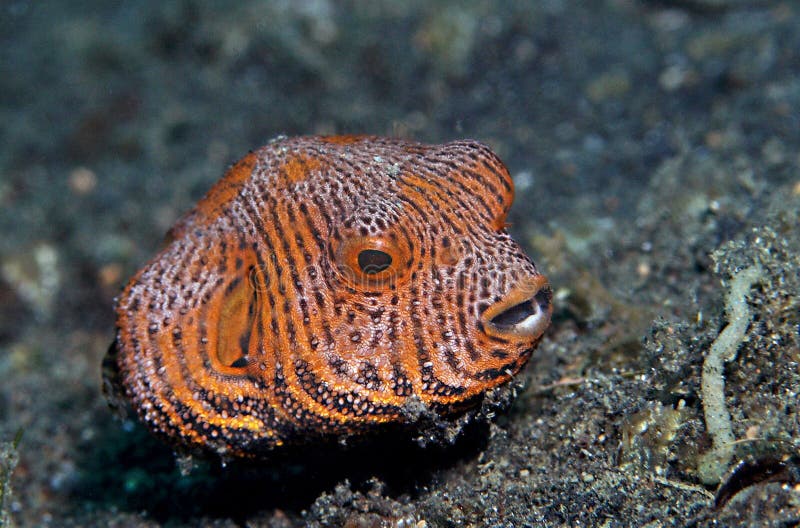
top-left (105, 136), bottom-right (551, 458)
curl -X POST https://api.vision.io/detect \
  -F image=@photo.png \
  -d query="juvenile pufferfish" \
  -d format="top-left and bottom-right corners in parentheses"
top-left (105, 135), bottom-right (551, 458)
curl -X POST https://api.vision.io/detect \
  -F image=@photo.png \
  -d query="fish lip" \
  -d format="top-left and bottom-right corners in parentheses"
top-left (482, 275), bottom-right (552, 340)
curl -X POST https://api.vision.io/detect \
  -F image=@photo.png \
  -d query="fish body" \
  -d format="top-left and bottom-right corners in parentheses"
top-left (105, 135), bottom-right (551, 457)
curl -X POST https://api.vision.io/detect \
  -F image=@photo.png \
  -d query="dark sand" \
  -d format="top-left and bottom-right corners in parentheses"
top-left (1, 1), bottom-right (799, 526)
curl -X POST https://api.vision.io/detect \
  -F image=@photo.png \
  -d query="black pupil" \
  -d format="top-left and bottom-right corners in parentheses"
top-left (358, 249), bottom-right (392, 274)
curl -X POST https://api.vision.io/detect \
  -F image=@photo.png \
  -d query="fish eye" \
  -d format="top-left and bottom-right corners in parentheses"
top-left (357, 249), bottom-right (392, 274)
top-left (332, 233), bottom-right (412, 290)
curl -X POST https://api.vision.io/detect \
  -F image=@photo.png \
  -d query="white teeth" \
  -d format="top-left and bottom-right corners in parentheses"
top-left (509, 304), bottom-right (549, 337)
top-left (484, 284), bottom-right (552, 339)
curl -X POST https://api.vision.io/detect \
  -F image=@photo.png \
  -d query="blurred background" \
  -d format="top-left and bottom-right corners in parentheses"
top-left (1, 1), bottom-right (799, 526)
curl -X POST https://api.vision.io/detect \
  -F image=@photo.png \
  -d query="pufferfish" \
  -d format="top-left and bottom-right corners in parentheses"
top-left (104, 135), bottom-right (551, 458)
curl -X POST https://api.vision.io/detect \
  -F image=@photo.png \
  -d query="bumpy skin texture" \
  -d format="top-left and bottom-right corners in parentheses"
top-left (106, 136), bottom-right (551, 458)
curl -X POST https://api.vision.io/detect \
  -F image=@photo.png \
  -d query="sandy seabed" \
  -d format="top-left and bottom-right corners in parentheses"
top-left (1, 1), bottom-right (799, 526)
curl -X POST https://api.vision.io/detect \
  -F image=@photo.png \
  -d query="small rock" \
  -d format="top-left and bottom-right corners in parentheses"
top-left (659, 64), bottom-right (693, 92)
top-left (68, 167), bottom-right (97, 195)
top-left (1, 243), bottom-right (60, 317)
top-left (761, 137), bottom-right (787, 167)
top-left (98, 263), bottom-right (124, 289)
top-left (586, 70), bottom-right (631, 102)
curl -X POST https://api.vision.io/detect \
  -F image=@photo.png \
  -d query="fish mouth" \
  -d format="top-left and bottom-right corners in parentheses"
top-left (482, 275), bottom-right (552, 340)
